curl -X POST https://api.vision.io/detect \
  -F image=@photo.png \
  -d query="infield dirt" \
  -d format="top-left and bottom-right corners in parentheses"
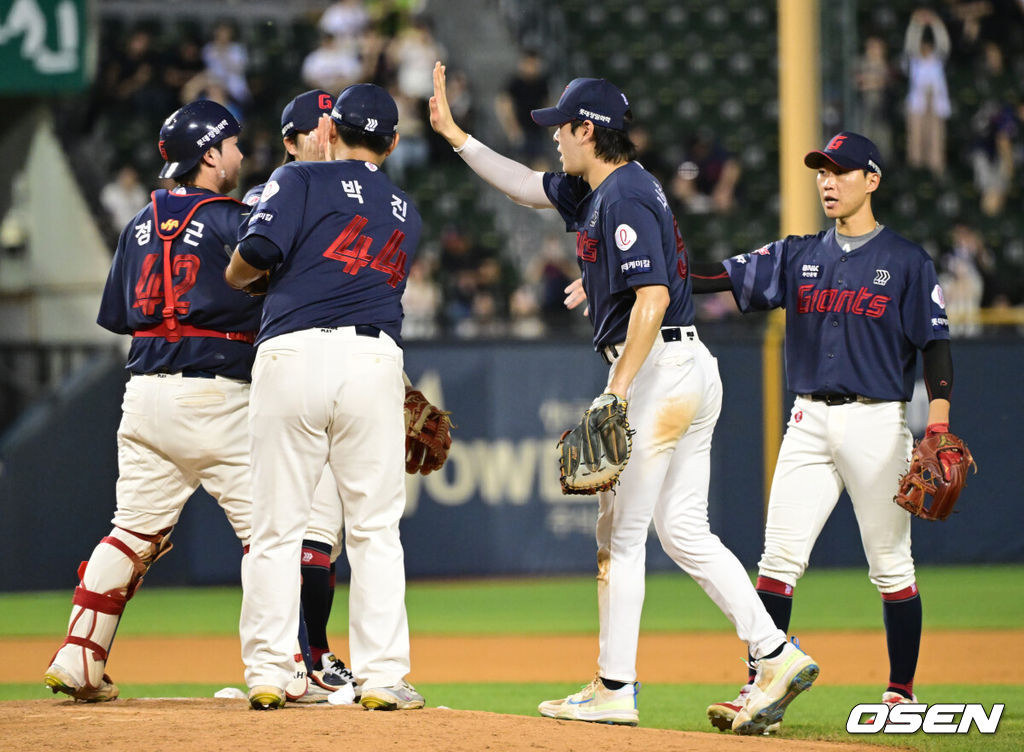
top-left (4, 629), bottom-right (1018, 751)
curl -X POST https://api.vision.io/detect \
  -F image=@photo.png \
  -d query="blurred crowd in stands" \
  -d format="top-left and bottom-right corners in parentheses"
top-left (61, 1), bottom-right (1024, 340)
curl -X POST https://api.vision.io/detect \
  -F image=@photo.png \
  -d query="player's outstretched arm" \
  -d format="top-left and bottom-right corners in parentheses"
top-left (690, 261), bottom-right (732, 294)
top-left (297, 115), bottom-right (333, 162)
top-left (429, 61), bottom-right (469, 150)
top-left (429, 61), bottom-right (552, 210)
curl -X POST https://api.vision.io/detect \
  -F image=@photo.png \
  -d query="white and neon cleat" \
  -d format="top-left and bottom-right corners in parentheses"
top-left (248, 685), bottom-right (286, 710)
top-left (44, 663), bottom-right (119, 703)
top-left (360, 680), bottom-right (424, 710)
top-left (732, 640), bottom-right (818, 735)
top-left (538, 676), bottom-right (639, 726)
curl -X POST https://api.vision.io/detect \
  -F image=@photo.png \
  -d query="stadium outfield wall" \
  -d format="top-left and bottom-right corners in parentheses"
top-left (0, 335), bottom-right (1017, 591)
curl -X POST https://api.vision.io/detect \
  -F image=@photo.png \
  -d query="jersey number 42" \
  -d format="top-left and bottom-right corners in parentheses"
top-left (322, 214), bottom-right (407, 288)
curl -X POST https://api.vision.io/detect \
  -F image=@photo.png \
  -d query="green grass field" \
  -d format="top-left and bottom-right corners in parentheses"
top-left (3, 564), bottom-right (1021, 750)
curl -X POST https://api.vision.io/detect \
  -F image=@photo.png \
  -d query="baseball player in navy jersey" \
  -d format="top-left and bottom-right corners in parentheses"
top-left (430, 62), bottom-right (817, 733)
top-left (44, 100), bottom-right (259, 702)
top-left (243, 89), bottom-right (357, 699)
top-left (226, 83), bottom-right (425, 712)
top-left (688, 132), bottom-right (955, 729)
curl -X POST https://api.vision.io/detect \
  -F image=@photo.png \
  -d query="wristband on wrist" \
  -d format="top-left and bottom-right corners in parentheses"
top-left (453, 134), bottom-right (472, 153)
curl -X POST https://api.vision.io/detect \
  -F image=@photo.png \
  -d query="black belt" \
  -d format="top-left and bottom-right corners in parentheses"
top-left (803, 393), bottom-right (883, 406)
top-left (320, 325), bottom-right (382, 337)
top-left (600, 327), bottom-right (694, 365)
top-left (132, 369), bottom-right (220, 379)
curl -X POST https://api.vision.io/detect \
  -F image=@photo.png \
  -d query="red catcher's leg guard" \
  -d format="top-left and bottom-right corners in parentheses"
top-left (47, 527), bottom-right (173, 691)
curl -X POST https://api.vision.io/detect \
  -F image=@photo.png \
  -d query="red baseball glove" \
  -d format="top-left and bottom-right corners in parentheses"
top-left (404, 388), bottom-right (453, 475)
top-left (894, 424), bottom-right (977, 521)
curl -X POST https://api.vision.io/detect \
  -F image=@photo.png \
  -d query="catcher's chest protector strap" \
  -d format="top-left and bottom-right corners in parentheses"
top-left (147, 190), bottom-right (246, 343)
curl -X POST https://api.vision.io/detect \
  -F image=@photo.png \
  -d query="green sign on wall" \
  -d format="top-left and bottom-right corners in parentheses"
top-left (0, 0), bottom-right (93, 92)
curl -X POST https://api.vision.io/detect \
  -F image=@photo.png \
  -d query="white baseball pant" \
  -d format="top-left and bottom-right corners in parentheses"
top-left (758, 397), bottom-right (916, 594)
top-left (597, 327), bottom-right (785, 683)
top-left (240, 327), bottom-right (410, 692)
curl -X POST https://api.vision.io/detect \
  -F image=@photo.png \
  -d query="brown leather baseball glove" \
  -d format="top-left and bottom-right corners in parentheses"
top-left (894, 425), bottom-right (977, 521)
top-left (404, 388), bottom-right (453, 475)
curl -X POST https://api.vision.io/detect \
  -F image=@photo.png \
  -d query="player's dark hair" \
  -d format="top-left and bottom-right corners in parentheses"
top-left (282, 135), bottom-right (297, 165)
top-left (571, 112), bottom-right (637, 163)
top-left (178, 142), bottom-right (225, 187)
top-left (334, 122), bottom-right (395, 155)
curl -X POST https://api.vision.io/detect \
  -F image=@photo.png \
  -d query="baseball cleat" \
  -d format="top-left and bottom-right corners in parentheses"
top-left (291, 682), bottom-right (332, 703)
top-left (44, 663), bottom-right (119, 703)
top-left (538, 676), bottom-right (639, 726)
top-left (360, 680), bottom-right (424, 710)
top-left (284, 652), bottom-right (309, 701)
top-left (732, 640), bottom-right (818, 735)
top-left (707, 683), bottom-right (781, 734)
top-left (248, 685), bottom-right (286, 710)
top-left (875, 690), bottom-right (919, 724)
top-left (311, 653), bottom-right (359, 701)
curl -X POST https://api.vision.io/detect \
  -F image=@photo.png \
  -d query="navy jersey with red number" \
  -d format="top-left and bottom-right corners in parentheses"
top-left (722, 226), bottom-right (950, 401)
top-left (239, 159), bottom-right (421, 345)
top-left (97, 188), bottom-right (262, 380)
top-left (543, 162), bottom-right (694, 350)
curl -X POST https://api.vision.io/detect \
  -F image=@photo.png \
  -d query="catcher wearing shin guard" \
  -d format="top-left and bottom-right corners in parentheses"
top-left (45, 100), bottom-right (259, 704)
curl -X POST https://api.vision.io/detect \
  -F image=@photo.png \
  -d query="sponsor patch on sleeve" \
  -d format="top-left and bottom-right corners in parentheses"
top-left (614, 223), bottom-right (638, 251)
top-left (619, 255), bottom-right (652, 276)
top-left (931, 283), bottom-right (946, 309)
top-left (247, 210), bottom-right (275, 226)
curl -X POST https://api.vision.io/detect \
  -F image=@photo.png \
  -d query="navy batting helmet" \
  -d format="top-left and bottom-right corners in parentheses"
top-left (157, 100), bottom-right (241, 179)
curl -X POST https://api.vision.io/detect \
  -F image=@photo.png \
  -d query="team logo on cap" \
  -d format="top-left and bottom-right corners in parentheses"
top-left (365, 118), bottom-right (378, 132)
top-left (826, 134), bottom-right (847, 151)
top-left (158, 140), bottom-right (168, 160)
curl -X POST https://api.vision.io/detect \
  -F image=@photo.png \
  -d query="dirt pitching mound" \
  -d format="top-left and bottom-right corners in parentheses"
top-left (2, 698), bottom-right (894, 752)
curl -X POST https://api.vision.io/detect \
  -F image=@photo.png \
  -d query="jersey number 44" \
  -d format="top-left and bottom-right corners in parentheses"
top-left (322, 214), bottom-right (407, 288)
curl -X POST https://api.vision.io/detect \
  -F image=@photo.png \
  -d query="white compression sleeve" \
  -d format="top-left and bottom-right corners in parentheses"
top-left (456, 135), bottom-right (552, 209)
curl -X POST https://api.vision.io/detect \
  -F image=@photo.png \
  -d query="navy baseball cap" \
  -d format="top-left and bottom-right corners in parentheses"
top-left (531, 77), bottom-right (630, 131)
top-left (281, 90), bottom-right (334, 138)
top-left (804, 131), bottom-right (884, 176)
top-left (330, 83), bottom-right (398, 135)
